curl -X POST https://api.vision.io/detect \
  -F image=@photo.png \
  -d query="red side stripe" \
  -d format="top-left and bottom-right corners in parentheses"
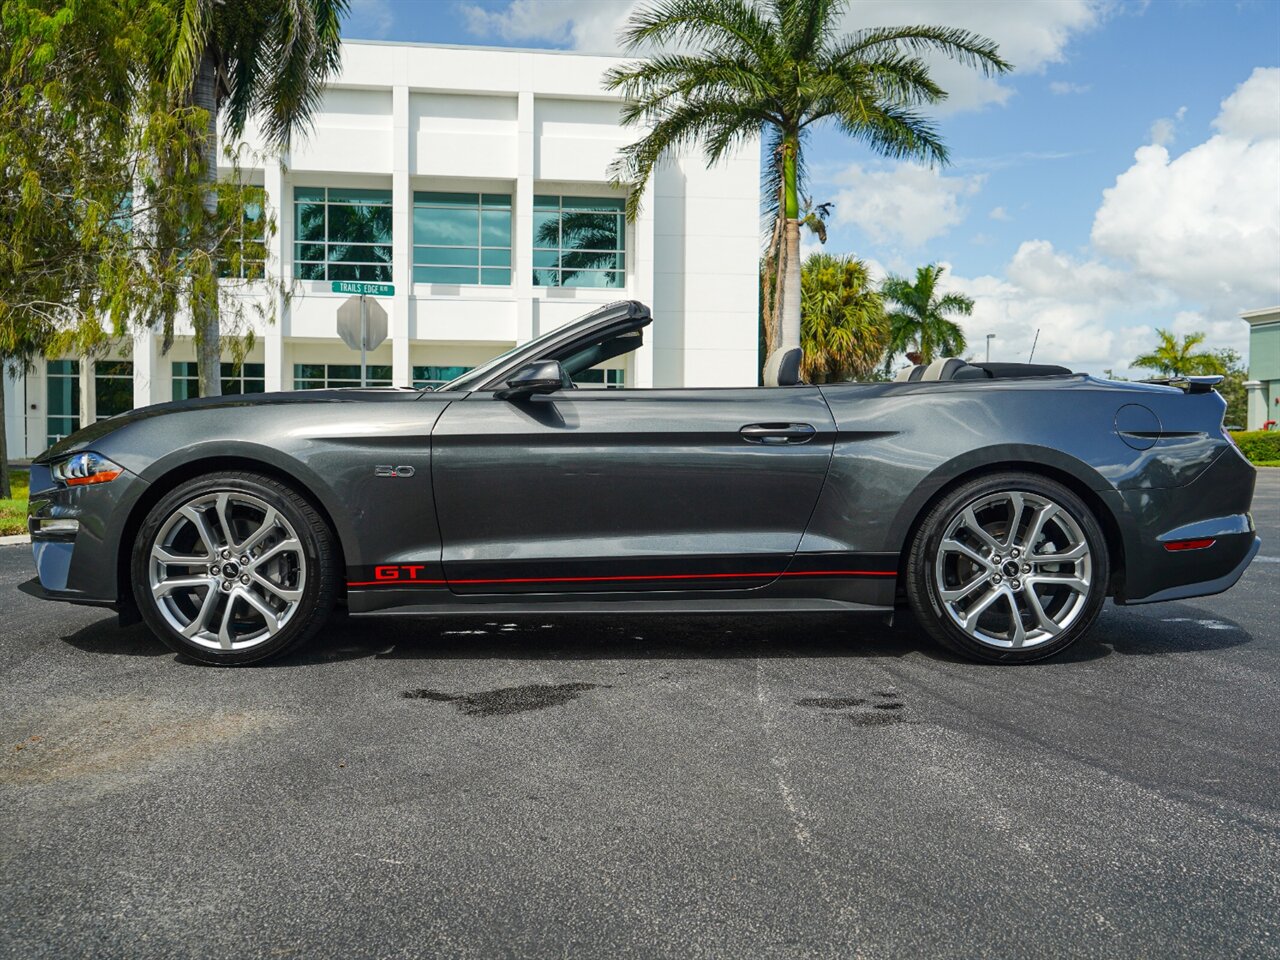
top-left (347, 569), bottom-right (895, 588)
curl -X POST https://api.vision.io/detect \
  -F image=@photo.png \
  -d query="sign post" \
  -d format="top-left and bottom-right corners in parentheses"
top-left (336, 294), bottom-right (389, 387)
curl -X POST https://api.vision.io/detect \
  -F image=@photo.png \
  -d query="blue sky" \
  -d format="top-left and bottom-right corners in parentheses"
top-left (343, 0), bottom-right (1280, 374)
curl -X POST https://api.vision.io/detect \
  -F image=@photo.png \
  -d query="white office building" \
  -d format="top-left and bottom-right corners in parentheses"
top-left (3, 40), bottom-right (761, 460)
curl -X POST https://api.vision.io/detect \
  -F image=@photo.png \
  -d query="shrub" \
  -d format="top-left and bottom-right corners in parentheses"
top-left (1230, 430), bottom-right (1280, 464)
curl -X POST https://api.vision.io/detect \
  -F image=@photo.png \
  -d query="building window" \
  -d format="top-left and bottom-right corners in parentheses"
top-left (293, 363), bottom-right (393, 390)
top-left (46, 360), bottom-right (80, 447)
top-left (412, 365), bottom-right (474, 390)
top-left (413, 193), bottom-right (511, 285)
top-left (94, 360), bottom-right (133, 420)
top-left (218, 184), bottom-right (266, 280)
top-left (172, 362), bottom-right (267, 400)
top-left (533, 195), bottom-right (625, 288)
top-left (294, 186), bottom-right (392, 282)
top-left (575, 367), bottom-right (626, 389)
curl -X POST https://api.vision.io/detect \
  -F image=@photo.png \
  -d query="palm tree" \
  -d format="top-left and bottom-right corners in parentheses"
top-left (1131, 330), bottom-right (1226, 377)
top-left (881, 263), bottom-right (972, 368)
top-left (799, 253), bottom-right (888, 382)
top-left (761, 194), bottom-right (831, 352)
top-left (604, 0), bottom-right (1009, 369)
top-left (166, 0), bottom-right (346, 396)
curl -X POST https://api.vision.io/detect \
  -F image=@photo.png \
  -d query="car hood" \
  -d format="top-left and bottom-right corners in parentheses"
top-left (35, 387), bottom-right (427, 463)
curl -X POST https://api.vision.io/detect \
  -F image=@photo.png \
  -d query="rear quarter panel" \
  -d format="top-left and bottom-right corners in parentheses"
top-left (810, 377), bottom-right (1234, 569)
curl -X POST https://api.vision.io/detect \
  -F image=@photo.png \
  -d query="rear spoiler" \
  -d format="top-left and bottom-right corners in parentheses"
top-left (1140, 375), bottom-right (1224, 395)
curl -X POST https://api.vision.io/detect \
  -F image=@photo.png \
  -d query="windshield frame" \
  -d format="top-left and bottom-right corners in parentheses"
top-left (432, 300), bottom-right (651, 393)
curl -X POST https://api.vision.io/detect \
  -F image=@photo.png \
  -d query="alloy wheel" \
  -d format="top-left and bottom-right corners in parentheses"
top-left (933, 490), bottom-right (1092, 650)
top-left (148, 491), bottom-right (307, 651)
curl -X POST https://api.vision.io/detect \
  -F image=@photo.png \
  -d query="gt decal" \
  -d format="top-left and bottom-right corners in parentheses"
top-left (372, 564), bottom-right (440, 582)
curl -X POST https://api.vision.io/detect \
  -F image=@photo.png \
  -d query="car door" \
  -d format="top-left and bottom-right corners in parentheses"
top-left (430, 386), bottom-right (836, 595)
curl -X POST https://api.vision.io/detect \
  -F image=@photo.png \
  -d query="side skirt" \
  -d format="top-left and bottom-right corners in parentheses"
top-left (353, 596), bottom-right (895, 617)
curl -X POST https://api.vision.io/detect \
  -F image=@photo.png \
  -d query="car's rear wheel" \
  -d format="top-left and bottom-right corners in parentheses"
top-left (131, 472), bottom-right (337, 665)
top-left (906, 472), bottom-right (1109, 663)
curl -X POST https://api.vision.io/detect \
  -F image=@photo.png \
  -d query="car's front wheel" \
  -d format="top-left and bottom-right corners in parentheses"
top-left (131, 472), bottom-right (337, 665)
top-left (905, 472), bottom-right (1109, 663)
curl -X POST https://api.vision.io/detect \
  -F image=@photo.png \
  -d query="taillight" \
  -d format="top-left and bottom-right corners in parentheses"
top-left (1164, 538), bottom-right (1216, 552)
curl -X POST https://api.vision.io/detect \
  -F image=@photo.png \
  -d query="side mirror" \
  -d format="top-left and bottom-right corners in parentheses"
top-left (496, 359), bottom-right (566, 400)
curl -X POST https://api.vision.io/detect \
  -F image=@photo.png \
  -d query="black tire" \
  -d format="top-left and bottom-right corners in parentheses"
top-left (131, 471), bottom-right (337, 665)
top-left (905, 472), bottom-right (1109, 664)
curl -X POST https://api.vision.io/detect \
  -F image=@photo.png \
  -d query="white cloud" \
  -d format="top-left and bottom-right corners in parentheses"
top-left (459, 0), bottom-right (632, 50)
top-left (1147, 105), bottom-right (1186, 148)
top-left (1214, 66), bottom-right (1280, 140)
top-left (1049, 80), bottom-right (1091, 95)
top-left (829, 163), bottom-right (984, 247)
top-left (932, 241), bottom-right (1176, 372)
top-left (1092, 69), bottom-right (1280, 314)
top-left (461, 0), bottom-right (1104, 111)
top-left (988, 205), bottom-right (1011, 221)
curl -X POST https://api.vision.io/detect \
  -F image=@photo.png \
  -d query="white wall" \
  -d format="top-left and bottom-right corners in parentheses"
top-left (4, 40), bottom-right (760, 461)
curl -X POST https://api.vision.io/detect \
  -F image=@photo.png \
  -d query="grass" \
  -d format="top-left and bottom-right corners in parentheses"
top-left (1, 469), bottom-right (29, 537)
top-left (1256, 460), bottom-right (1280, 468)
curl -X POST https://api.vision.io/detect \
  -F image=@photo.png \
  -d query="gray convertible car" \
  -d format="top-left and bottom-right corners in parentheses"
top-left (24, 300), bottom-right (1260, 665)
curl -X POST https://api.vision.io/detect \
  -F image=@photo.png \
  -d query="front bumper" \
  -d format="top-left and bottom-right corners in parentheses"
top-left (26, 461), bottom-right (149, 608)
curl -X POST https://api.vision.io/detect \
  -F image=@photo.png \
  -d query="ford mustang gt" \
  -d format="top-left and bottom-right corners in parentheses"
top-left (23, 300), bottom-right (1260, 665)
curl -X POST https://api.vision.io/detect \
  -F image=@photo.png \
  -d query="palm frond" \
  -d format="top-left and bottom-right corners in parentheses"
top-left (826, 24), bottom-right (1012, 77)
top-left (620, 0), bottom-right (778, 60)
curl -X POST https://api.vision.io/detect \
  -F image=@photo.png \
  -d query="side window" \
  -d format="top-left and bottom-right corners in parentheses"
top-left (560, 330), bottom-right (641, 386)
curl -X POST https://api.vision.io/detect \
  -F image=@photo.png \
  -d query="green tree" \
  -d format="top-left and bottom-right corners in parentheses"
top-left (1131, 329), bottom-right (1227, 378)
top-left (799, 252), bottom-right (887, 382)
top-left (881, 263), bottom-right (972, 368)
top-left (604, 0), bottom-right (1008, 368)
top-left (1213, 348), bottom-right (1247, 427)
top-left (0, 0), bottom-right (277, 489)
top-left (164, 0), bottom-right (345, 396)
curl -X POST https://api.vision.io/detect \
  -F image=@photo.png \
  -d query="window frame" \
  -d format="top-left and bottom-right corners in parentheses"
top-left (412, 192), bottom-right (512, 287)
top-left (293, 186), bottom-right (393, 283)
top-left (172, 362), bottom-right (268, 401)
top-left (292, 363), bottom-right (393, 390)
top-left (532, 194), bottom-right (627, 289)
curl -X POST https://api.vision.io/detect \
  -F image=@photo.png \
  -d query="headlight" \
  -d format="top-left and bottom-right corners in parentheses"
top-left (51, 452), bottom-right (124, 486)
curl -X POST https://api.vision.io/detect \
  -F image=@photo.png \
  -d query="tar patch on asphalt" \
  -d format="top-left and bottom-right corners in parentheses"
top-left (795, 697), bottom-right (866, 709)
top-left (796, 689), bottom-right (908, 726)
top-left (401, 682), bottom-right (608, 716)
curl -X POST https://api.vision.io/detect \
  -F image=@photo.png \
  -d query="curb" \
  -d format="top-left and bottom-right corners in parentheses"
top-left (0, 534), bottom-right (31, 546)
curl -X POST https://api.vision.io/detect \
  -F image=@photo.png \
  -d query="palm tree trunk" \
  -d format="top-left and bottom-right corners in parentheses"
top-left (777, 135), bottom-right (802, 353)
top-left (193, 50), bottom-right (221, 398)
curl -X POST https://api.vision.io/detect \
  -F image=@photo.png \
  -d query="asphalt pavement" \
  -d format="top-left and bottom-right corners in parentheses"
top-left (2, 471), bottom-right (1278, 959)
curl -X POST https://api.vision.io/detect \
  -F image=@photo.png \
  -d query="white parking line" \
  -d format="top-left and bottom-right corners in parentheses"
top-left (1254, 555), bottom-right (1280, 563)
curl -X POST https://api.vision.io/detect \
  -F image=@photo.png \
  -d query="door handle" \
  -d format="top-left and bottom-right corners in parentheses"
top-left (740, 422), bottom-right (817, 444)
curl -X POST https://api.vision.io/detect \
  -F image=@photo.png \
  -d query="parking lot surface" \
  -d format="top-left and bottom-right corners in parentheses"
top-left (2, 471), bottom-right (1278, 959)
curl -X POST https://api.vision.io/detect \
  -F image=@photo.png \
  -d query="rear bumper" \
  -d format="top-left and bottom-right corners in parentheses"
top-left (1119, 536), bottom-right (1260, 605)
top-left (1110, 446), bottom-right (1260, 605)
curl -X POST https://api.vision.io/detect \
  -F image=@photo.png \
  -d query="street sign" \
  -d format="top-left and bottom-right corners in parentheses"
top-left (331, 280), bottom-right (393, 297)
top-left (336, 295), bottom-right (389, 387)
